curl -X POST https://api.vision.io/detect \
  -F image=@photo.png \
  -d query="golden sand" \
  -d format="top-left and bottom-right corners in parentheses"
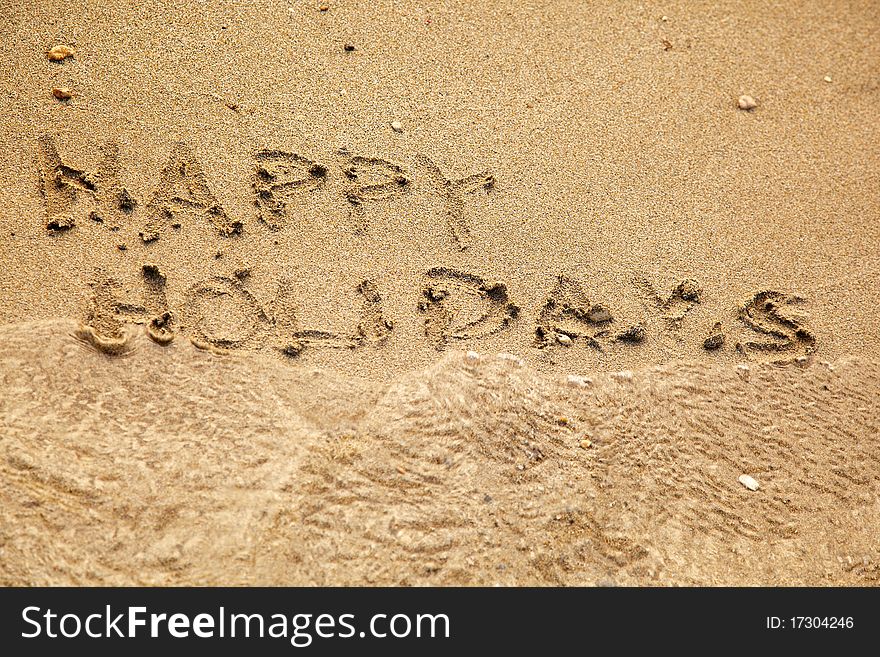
top-left (0, 0), bottom-right (878, 584)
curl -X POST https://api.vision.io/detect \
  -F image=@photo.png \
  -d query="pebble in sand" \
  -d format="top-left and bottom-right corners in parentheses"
top-left (737, 95), bottom-right (757, 110)
top-left (47, 45), bottom-right (75, 61)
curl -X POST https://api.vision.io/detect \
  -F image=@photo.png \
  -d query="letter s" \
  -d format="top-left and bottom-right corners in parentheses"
top-left (337, 614), bottom-right (356, 638)
top-left (22, 607), bottom-right (41, 638)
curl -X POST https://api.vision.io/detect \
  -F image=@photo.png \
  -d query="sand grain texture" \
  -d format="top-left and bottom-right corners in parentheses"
top-left (0, 320), bottom-right (878, 585)
top-left (0, 0), bottom-right (879, 585)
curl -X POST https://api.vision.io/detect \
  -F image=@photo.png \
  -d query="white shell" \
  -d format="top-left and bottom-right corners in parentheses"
top-left (738, 474), bottom-right (760, 491)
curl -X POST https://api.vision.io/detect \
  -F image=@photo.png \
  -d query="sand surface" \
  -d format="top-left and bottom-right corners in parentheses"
top-left (0, 1), bottom-right (878, 585)
top-left (1, 320), bottom-right (879, 585)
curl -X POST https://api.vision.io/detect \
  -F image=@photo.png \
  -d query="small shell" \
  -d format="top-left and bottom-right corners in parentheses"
top-left (391, 120), bottom-right (403, 132)
top-left (52, 87), bottom-right (73, 100)
top-left (738, 474), bottom-right (760, 491)
top-left (557, 333), bottom-right (572, 346)
top-left (47, 45), bottom-right (75, 61)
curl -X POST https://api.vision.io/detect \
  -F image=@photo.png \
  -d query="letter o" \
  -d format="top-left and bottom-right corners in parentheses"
top-left (389, 614), bottom-right (411, 638)
top-left (60, 614), bottom-right (82, 638)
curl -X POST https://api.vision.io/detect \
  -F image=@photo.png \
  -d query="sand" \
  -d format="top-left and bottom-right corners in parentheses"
top-left (0, 1), bottom-right (878, 585)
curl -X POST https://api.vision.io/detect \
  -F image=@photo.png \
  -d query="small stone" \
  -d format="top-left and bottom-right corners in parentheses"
top-left (466, 350), bottom-right (480, 362)
top-left (319, 2), bottom-right (330, 11)
top-left (738, 474), bottom-right (760, 491)
top-left (391, 120), bottom-right (403, 132)
top-left (557, 333), bottom-right (572, 346)
top-left (47, 45), bottom-right (75, 61)
top-left (396, 466), bottom-right (406, 475)
top-left (344, 43), bottom-right (356, 52)
top-left (580, 439), bottom-right (593, 449)
top-left (737, 95), bottom-right (757, 110)
top-left (52, 87), bottom-right (72, 100)
top-left (824, 75), bottom-right (832, 83)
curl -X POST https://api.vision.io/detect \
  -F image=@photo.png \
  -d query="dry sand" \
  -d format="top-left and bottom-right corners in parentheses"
top-left (0, 0), bottom-right (878, 585)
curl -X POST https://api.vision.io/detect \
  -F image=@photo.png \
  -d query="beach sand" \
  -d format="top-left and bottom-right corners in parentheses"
top-left (0, 0), bottom-right (878, 584)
